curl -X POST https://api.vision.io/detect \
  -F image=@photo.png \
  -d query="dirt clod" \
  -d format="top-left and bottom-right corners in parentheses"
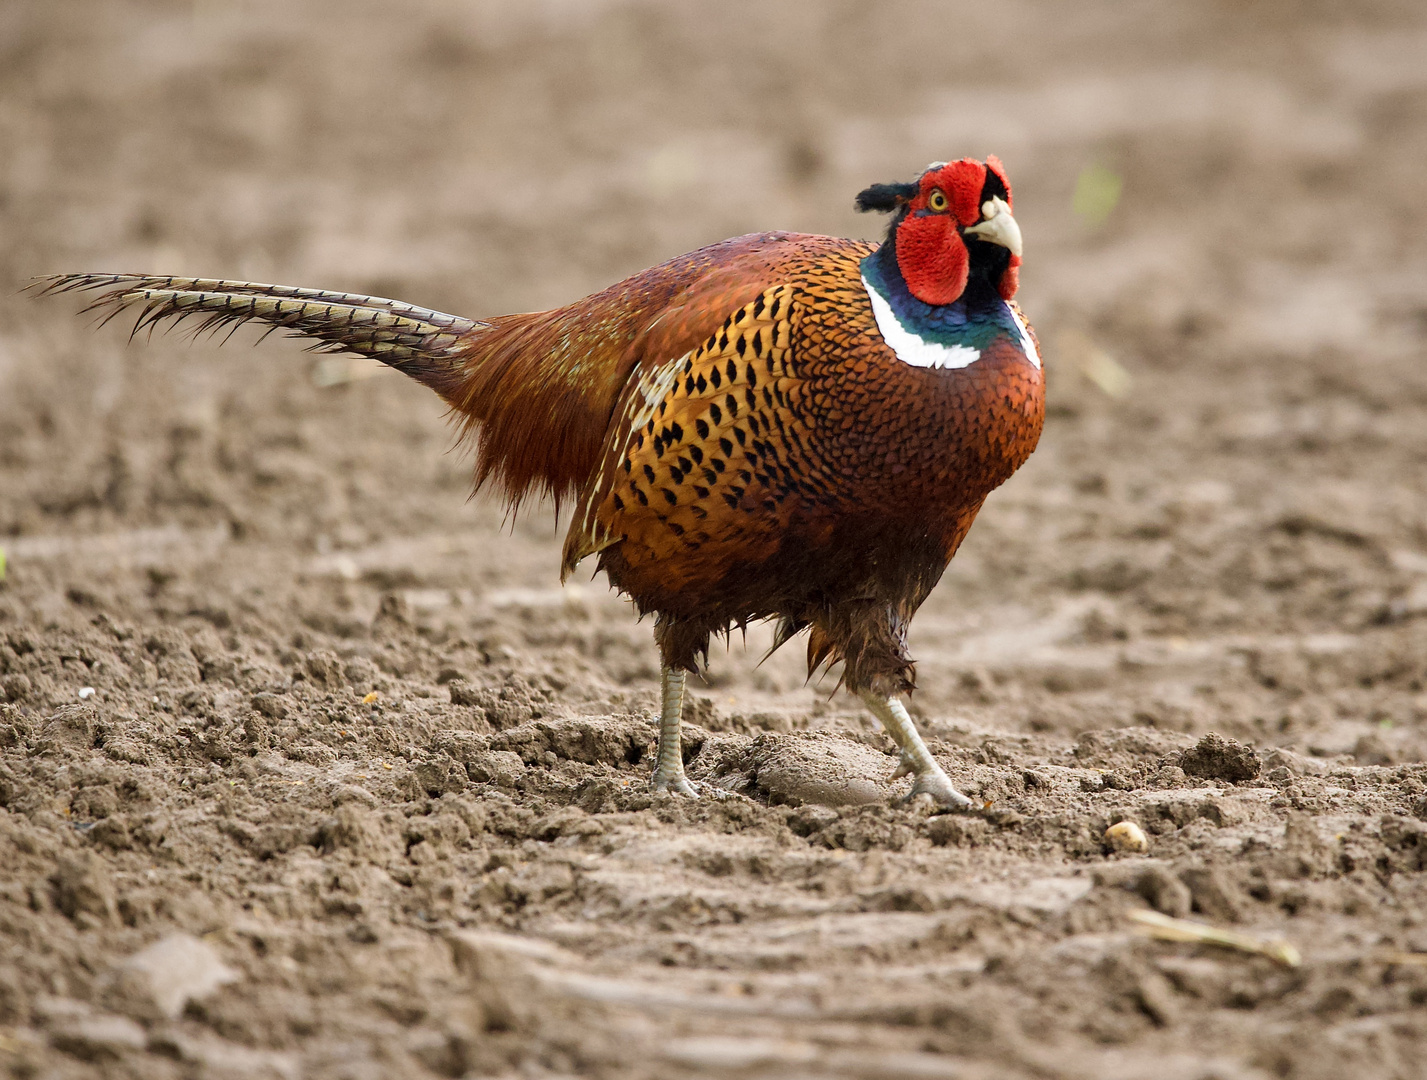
top-left (929, 814), bottom-right (990, 847)
top-left (49, 1014), bottom-right (147, 1061)
top-left (1175, 733), bottom-right (1261, 783)
top-left (1135, 866), bottom-right (1192, 917)
top-left (110, 933), bottom-right (240, 1021)
top-left (50, 852), bottom-right (117, 926)
top-left (1180, 866), bottom-right (1245, 923)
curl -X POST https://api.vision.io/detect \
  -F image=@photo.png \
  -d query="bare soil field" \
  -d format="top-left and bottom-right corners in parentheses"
top-left (3, 2), bottom-right (1427, 1077)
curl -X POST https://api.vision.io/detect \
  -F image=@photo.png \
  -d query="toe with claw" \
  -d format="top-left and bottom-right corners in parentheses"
top-left (889, 749), bottom-right (916, 781)
top-left (902, 765), bottom-right (974, 810)
top-left (650, 768), bottom-right (699, 797)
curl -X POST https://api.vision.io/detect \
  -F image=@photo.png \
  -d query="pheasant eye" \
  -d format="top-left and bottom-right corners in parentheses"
top-left (927, 189), bottom-right (948, 213)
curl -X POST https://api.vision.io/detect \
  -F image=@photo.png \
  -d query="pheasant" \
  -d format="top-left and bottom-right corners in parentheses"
top-left (40, 156), bottom-right (1042, 808)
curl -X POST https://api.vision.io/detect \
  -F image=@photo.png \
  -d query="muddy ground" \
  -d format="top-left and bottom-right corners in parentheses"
top-left (3, 2), bottom-right (1427, 1077)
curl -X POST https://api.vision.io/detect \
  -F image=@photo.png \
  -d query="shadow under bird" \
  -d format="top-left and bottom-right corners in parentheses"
top-left (39, 156), bottom-right (1043, 808)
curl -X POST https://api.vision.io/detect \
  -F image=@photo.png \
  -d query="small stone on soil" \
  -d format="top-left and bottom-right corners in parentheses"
top-left (1105, 820), bottom-right (1150, 853)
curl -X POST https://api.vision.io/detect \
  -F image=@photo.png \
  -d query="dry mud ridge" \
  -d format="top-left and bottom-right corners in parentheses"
top-left (4, 2), bottom-right (1427, 1079)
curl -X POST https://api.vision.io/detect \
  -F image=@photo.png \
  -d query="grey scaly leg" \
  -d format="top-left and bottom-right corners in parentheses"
top-left (859, 693), bottom-right (973, 809)
top-left (650, 666), bottom-right (697, 796)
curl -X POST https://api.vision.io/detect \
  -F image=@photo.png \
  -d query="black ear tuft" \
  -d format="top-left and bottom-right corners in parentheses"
top-left (854, 181), bottom-right (917, 213)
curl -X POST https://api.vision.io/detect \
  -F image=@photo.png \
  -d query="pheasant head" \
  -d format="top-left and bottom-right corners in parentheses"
top-left (856, 157), bottom-right (1022, 305)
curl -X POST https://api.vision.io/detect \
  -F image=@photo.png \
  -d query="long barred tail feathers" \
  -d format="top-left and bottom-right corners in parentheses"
top-left (32, 274), bottom-right (485, 399)
top-left (31, 272), bottom-right (616, 512)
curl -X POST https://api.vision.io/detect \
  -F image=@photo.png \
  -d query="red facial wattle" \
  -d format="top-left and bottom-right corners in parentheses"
top-left (893, 157), bottom-right (1020, 306)
top-left (894, 213), bottom-right (968, 306)
top-left (998, 254), bottom-right (1021, 301)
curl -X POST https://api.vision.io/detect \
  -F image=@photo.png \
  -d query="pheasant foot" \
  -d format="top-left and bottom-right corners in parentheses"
top-left (902, 764), bottom-right (974, 809)
top-left (860, 692), bottom-right (974, 810)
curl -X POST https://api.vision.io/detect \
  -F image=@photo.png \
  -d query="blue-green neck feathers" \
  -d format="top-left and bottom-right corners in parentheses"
top-left (860, 242), bottom-right (1022, 356)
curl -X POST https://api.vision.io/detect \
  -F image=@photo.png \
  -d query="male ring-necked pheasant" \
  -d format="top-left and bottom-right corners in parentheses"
top-left (41, 157), bottom-right (1043, 808)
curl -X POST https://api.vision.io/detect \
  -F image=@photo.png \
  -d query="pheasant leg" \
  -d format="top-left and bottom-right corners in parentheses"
top-left (859, 693), bottom-right (973, 809)
top-left (651, 666), bottom-right (697, 796)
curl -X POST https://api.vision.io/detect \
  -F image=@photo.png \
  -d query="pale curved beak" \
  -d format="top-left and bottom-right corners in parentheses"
top-left (962, 196), bottom-right (1023, 258)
